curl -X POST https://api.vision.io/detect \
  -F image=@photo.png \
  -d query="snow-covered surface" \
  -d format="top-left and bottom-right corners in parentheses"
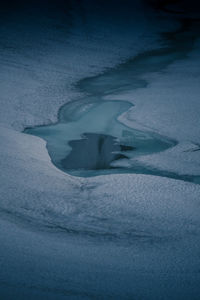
top-left (0, 0), bottom-right (200, 298)
top-left (1, 124), bottom-right (200, 299)
top-left (114, 45), bottom-right (200, 176)
top-left (0, 0), bottom-right (164, 130)
top-left (1, 125), bottom-right (200, 238)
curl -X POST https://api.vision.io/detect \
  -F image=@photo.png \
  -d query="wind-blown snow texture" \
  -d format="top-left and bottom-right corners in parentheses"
top-left (0, 0), bottom-right (200, 299)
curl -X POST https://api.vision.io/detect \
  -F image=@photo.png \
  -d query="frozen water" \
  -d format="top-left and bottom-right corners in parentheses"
top-left (1, 1), bottom-right (200, 299)
top-left (25, 18), bottom-right (200, 183)
top-left (25, 99), bottom-right (174, 177)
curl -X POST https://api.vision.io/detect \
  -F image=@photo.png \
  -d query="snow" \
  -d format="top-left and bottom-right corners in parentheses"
top-left (0, 0), bottom-right (200, 298)
top-left (0, 0), bottom-right (163, 130)
top-left (1, 124), bottom-right (200, 299)
top-left (115, 44), bottom-right (200, 176)
top-left (1, 216), bottom-right (200, 300)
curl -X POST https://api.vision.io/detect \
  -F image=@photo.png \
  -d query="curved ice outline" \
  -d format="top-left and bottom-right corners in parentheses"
top-left (24, 17), bottom-right (200, 184)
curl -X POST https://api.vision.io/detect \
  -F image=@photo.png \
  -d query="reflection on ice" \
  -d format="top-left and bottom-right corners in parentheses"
top-left (62, 133), bottom-right (130, 170)
top-left (25, 99), bottom-right (175, 177)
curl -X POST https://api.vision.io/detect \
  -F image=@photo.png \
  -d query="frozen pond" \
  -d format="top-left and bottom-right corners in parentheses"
top-left (26, 98), bottom-right (174, 177)
top-left (25, 18), bottom-right (200, 183)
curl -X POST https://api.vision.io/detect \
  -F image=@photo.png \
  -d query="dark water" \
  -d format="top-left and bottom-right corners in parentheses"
top-left (62, 133), bottom-right (132, 170)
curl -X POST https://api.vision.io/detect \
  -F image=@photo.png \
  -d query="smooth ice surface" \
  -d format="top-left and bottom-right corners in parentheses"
top-left (26, 99), bottom-right (174, 177)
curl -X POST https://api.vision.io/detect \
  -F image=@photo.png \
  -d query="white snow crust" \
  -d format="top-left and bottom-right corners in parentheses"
top-left (0, 1), bottom-right (200, 298)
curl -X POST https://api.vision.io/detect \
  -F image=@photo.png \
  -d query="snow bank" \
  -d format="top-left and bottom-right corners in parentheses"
top-left (116, 42), bottom-right (200, 176)
top-left (0, 1), bottom-right (200, 298)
